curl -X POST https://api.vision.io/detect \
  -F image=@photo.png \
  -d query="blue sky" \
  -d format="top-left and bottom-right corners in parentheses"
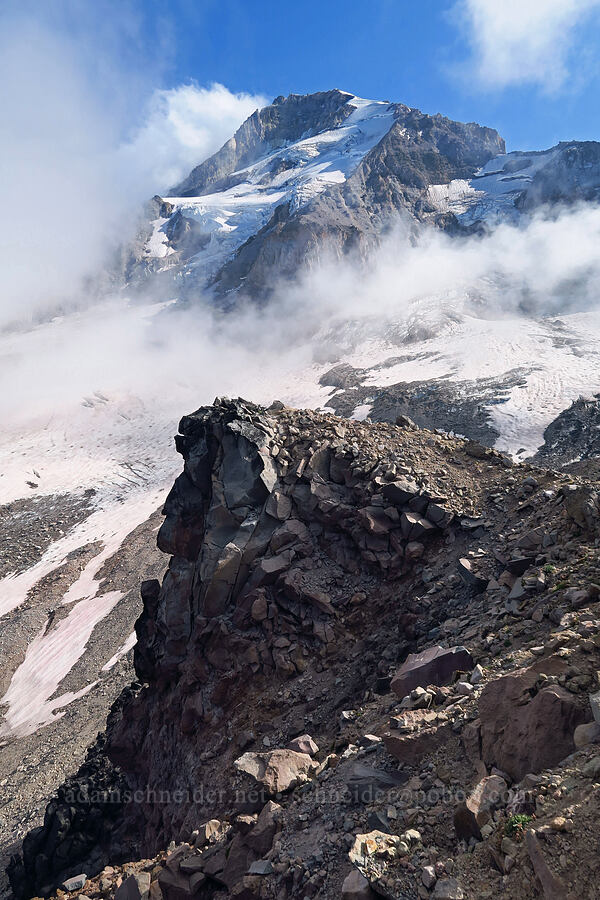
top-left (138, 0), bottom-right (600, 151)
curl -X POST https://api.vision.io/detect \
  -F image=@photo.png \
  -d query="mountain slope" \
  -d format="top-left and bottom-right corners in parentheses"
top-left (127, 91), bottom-right (505, 299)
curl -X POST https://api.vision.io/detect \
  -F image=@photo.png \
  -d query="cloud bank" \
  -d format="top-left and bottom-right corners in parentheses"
top-left (455, 0), bottom-right (600, 91)
top-left (3, 201), bottom-right (600, 425)
top-left (0, 3), bottom-right (266, 328)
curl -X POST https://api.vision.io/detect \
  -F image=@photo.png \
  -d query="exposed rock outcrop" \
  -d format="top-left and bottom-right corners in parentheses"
top-left (10, 399), bottom-right (600, 900)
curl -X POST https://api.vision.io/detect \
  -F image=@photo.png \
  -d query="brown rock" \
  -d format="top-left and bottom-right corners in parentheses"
top-left (525, 830), bottom-right (568, 899)
top-left (341, 869), bottom-right (375, 900)
top-left (115, 874), bottom-right (151, 900)
top-left (219, 834), bottom-right (257, 891)
top-left (574, 721), bottom-right (600, 748)
top-left (400, 512), bottom-right (437, 541)
top-left (158, 869), bottom-right (195, 900)
top-left (245, 801), bottom-right (282, 855)
top-left (479, 666), bottom-right (586, 780)
top-left (405, 541), bottom-right (425, 561)
top-left (391, 645), bottom-right (474, 698)
top-left (383, 721), bottom-right (452, 765)
top-left (382, 479), bottom-right (419, 505)
top-left (233, 749), bottom-right (316, 794)
top-left (149, 882), bottom-right (163, 900)
top-left (453, 775), bottom-right (508, 840)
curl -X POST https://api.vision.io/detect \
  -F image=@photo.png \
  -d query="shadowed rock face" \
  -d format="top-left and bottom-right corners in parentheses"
top-left (530, 395), bottom-right (600, 470)
top-left (10, 399), bottom-right (473, 895)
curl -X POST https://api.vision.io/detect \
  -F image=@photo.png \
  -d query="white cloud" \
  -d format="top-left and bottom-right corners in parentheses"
top-left (0, 4), bottom-right (267, 328)
top-left (123, 83), bottom-right (269, 192)
top-left (455, 0), bottom-right (600, 90)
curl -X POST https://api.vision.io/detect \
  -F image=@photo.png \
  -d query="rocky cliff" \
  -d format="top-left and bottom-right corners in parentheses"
top-left (11, 400), bottom-right (600, 900)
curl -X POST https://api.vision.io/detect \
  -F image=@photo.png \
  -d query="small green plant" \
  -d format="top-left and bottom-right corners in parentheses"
top-left (543, 564), bottom-right (556, 575)
top-left (504, 814), bottom-right (533, 841)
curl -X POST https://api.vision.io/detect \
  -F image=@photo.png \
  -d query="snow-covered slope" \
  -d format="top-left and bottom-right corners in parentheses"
top-left (130, 91), bottom-right (505, 297)
top-left (427, 142), bottom-right (600, 226)
top-left (143, 97), bottom-right (396, 282)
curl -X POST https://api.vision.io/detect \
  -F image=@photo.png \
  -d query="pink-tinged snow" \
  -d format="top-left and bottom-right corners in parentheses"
top-left (0, 590), bottom-right (119, 738)
top-left (0, 485), bottom-right (169, 619)
top-left (101, 631), bottom-right (137, 672)
top-left (0, 484), bottom-right (167, 736)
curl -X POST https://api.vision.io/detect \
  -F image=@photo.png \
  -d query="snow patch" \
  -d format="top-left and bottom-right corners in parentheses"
top-left (101, 631), bottom-right (136, 672)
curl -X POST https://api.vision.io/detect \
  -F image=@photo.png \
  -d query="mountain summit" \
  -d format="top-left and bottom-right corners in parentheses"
top-left (127, 90), bottom-right (600, 303)
top-left (126, 90), bottom-right (504, 298)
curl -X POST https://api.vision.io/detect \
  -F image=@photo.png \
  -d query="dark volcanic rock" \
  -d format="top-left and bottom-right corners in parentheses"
top-left (391, 645), bottom-right (474, 698)
top-left (530, 394), bottom-right (600, 470)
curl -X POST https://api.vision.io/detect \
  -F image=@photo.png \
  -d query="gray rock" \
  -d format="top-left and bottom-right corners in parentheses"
top-left (248, 860), bottom-right (273, 875)
top-left (342, 869), bottom-right (374, 900)
top-left (432, 878), bottom-right (465, 899)
top-left (114, 873), bottom-right (151, 900)
top-left (287, 734), bottom-right (319, 755)
top-left (61, 875), bottom-right (88, 893)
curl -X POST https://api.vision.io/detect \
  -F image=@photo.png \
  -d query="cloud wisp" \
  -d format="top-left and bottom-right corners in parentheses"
top-left (453, 0), bottom-right (600, 92)
top-left (0, 2), bottom-right (266, 329)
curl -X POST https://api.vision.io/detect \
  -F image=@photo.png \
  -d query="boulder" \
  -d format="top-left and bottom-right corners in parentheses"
top-left (349, 831), bottom-right (401, 866)
top-left (62, 876), bottom-right (88, 893)
top-left (457, 558), bottom-right (488, 593)
top-left (115, 873), bottom-right (151, 900)
top-left (220, 834), bottom-right (258, 889)
top-left (589, 689), bottom-right (600, 724)
top-left (391, 645), bottom-right (474, 698)
top-left (194, 819), bottom-right (222, 848)
top-left (264, 490), bottom-right (292, 521)
top-left (287, 734), bottom-right (319, 755)
top-left (400, 512), bottom-right (437, 541)
top-left (405, 541), bottom-right (424, 561)
top-left (382, 479), bottom-right (419, 505)
top-left (453, 775), bottom-right (508, 840)
top-left (234, 749), bottom-right (316, 794)
top-left (158, 868), bottom-right (197, 900)
top-left (384, 720), bottom-right (452, 765)
top-left (245, 801), bottom-right (282, 855)
top-left (341, 870), bottom-right (375, 900)
top-left (562, 484), bottom-right (600, 531)
top-left (574, 721), bottom-right (600, 748)
top-left (479, 667), bottom-right (587, 781)
top-left (345, 762), bottom-right (408, 803)
top-left (422, 866), bottom-right (436, 889)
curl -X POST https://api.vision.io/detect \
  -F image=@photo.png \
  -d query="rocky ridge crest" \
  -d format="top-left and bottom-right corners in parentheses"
top-left (10, 400), bottom-right (600, 900)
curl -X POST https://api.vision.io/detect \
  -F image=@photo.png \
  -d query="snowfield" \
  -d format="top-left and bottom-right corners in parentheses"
top-left (426, 148), bottom-right (561, 225)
